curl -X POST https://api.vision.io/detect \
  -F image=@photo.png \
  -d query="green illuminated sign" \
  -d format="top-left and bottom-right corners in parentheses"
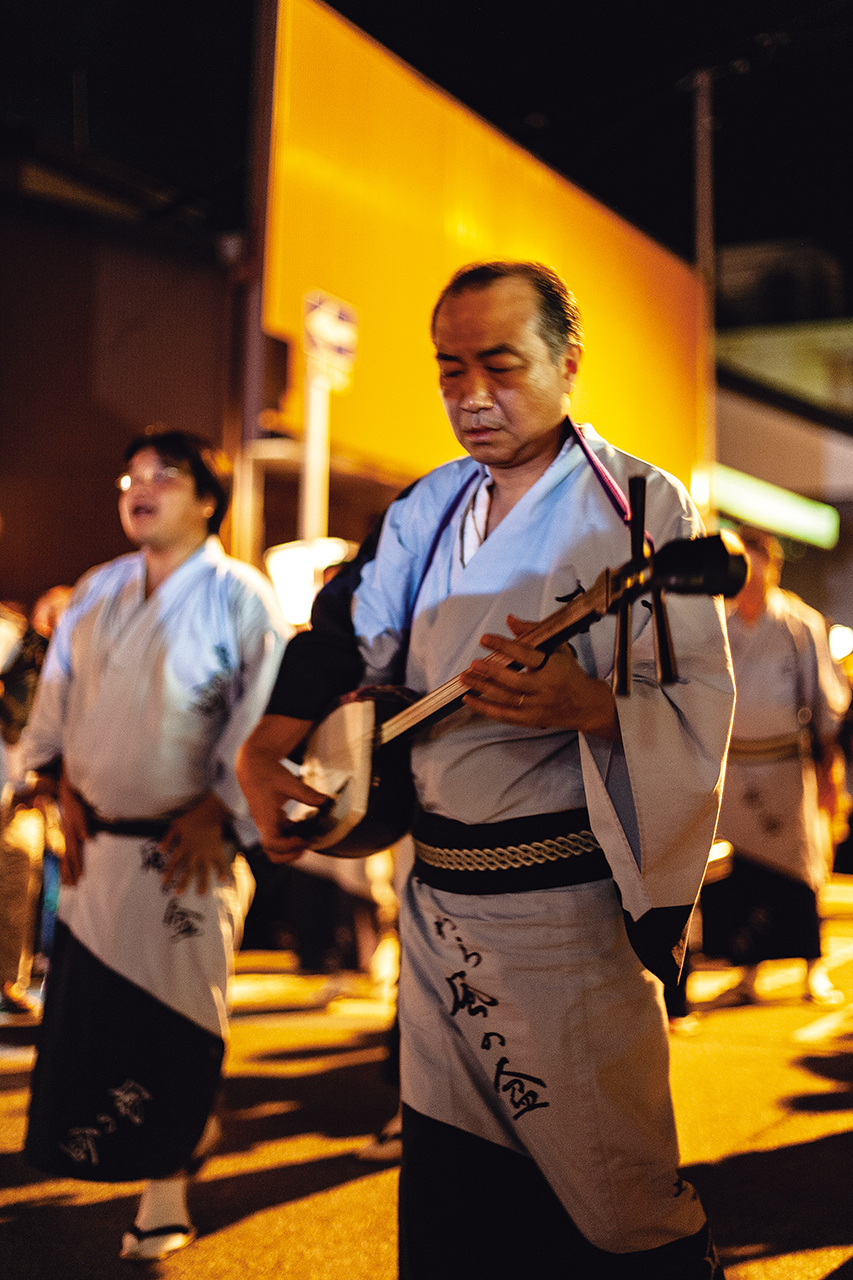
top-left (712, 465), bottom-right (839, 549)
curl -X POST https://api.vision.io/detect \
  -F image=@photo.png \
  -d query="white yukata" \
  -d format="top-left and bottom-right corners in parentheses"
top-left (365, 430), bottom-right (733, 1252)
top-left (274, 423), bottom-right (736, 1258)
top-left (702, 587), bottom-right (850, 970)
top-left (21, 537), bottom-right (287, 1181)
top-left (718, 588), bottom-right (849, 892)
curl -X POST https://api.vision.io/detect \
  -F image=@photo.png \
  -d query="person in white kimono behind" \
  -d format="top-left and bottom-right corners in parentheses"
top-left (237, 263), bottom-right (738, 1279)
top-left (19, 429), bottom-right (288, 1262)
top-left (703, 526), bottom-right (850, 1004)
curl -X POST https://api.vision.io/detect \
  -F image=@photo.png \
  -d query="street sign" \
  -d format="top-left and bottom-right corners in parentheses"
top-left (303, 290), bottom-right (358, 391)
top-left (300, 290), bottom-right (358, 541)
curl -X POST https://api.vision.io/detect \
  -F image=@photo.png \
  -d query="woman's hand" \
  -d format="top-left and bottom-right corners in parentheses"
top-left (159, 793), bottom-right (232, 896)
top-left (58, 770), bottom-right (91, 885)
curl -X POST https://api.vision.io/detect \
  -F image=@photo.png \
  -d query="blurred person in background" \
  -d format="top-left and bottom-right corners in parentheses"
top-left (19, 429), bottom-right (288, 1261)
top-left (702, 527), bottom-right (850, 1005)
top-left (0, 586), bottom-right (71, 1016)
top-left (0, 595), bottom-right (40, 1014)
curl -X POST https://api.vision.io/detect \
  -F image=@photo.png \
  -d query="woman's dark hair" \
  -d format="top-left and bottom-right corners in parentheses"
top-left (124, 426), bottom-right (233, 534)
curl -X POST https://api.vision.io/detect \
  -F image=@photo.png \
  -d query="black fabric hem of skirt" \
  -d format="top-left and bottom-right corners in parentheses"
top-left (25, 920), bottom-right (224, 1183)
top-left (700, 851), bottom-right (822, 963)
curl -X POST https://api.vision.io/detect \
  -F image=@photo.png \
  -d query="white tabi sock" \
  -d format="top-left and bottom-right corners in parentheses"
top-left (135, 1174), bottom-right (191, 1230)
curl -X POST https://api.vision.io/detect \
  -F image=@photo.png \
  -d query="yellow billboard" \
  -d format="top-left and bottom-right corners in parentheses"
top-left (264, 0), bottom-right (709, 485)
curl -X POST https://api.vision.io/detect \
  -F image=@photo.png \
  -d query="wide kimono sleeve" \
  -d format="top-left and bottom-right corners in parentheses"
top-left (210, 574), bottom-right (290, 845)
top-left (19, 577), bottom-right (91, 777)
top-left (789, 593), bottom-right (850, 739)
top-left (577, 462), bottom-right (737, 979)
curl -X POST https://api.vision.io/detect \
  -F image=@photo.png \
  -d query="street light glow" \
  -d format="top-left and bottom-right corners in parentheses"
top-left (265, 537), bottom-right (355, 628)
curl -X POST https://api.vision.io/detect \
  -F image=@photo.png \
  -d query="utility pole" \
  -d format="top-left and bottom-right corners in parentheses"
top-left (683, 58), bottom-right (749, 503)
top-left (682, 66), bottom-right (720, 511)
top-left (692, 68), bottom-right (716, 303)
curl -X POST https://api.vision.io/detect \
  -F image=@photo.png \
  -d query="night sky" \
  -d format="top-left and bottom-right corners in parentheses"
top-left (3, 0), bottom-right (853, 291)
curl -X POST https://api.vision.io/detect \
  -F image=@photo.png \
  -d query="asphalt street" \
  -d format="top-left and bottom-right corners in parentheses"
top-left (4, 881), bottom-right (853, 1279)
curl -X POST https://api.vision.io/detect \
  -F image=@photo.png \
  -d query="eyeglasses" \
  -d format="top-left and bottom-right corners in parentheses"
top-left (116, 465), bottom-right (188, 492)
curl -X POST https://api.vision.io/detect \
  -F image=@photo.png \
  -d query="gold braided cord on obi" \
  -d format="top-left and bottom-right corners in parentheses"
top-left (727, 734), bottom-right (801, 764)
top-left (414, 831), bottom-right (602, 872)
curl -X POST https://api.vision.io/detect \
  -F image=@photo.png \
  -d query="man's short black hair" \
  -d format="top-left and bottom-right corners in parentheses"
top-left (738, 525), bottom-right (784, 571)
top-left (431, 261), bottom-right (584, 364)
top-left (124, 426), bottom-right (233, 535)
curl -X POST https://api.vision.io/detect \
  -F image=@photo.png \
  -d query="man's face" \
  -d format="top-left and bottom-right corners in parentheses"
top-left (433, 277), bottom-right (579, 473)
top-left (118, 447), bottom-right (213, 553)
top-left (736, 542), bottom-right (778, 614)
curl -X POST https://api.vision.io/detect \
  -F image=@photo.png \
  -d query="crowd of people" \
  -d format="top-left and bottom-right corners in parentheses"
top-left (0, 587), bottom-right (71, 1015)
top-left (2, 259), bottom-right (852, 1277)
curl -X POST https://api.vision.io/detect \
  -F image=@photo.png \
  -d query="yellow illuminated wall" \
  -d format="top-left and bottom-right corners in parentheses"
top-left (264, 0), bottom-right (709, 484)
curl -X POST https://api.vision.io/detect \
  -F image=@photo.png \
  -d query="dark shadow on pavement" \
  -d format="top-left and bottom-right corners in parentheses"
top-left (684, 1130), bottom-right (853, 1265)
top-left (0, 1068), bottom-right (35, 1094)
top-left (2, 1040), bottom-right (399, 1280)
top-left (1, 1148), bottom-right (395, 1280)
top-left (247, 1027), bottom-right (387, 1065)
top-left (192, 1150), bottom-right (395, 1235)
top-left (0, 1023), bottom-right (40, 1050)
top-left (784, 1052), bottom-right (853, 1112)
top-left (221, 1039), bottom-right (399, 1155)
top-left (0, 1189), bottom-right (147, 1280)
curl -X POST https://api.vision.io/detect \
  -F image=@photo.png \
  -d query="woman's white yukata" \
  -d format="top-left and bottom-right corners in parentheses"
top-left (718, 589), bottom-right (849, 892)
top-left (21, 537), bottom-right (287, 1180)
top-left (704, 588), bottom-right (850, 967)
